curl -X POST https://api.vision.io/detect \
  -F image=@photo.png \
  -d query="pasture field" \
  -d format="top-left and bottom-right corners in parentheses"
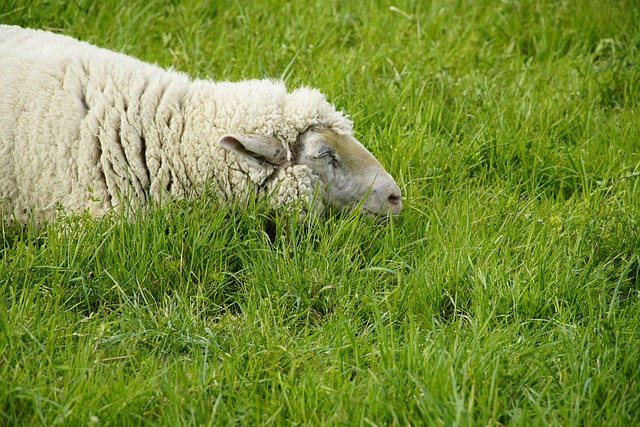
top-left (1, 0), bottom-right (639, 425)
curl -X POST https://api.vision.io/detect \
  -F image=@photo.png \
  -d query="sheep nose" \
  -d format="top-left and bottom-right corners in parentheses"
top-left (388, 193), bottom-right (401, 205)
top-left (366, 174), bottom-right (402, 216)
top-left (386, 191), bottom-right (402, 215)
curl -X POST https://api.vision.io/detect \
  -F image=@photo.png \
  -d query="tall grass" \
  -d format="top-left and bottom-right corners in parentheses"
top-left (1, 0), bottom-right (639, 425)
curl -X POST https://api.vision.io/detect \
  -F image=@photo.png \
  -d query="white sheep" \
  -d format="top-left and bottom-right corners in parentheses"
top-left (0, 25), bottom-right (402, 224)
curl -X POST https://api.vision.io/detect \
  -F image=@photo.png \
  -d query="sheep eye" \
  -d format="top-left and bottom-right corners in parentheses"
top-left (314, 150), bottom-right (339, 167)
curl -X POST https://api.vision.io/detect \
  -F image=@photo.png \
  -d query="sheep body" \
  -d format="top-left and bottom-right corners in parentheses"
top-left (0, 25), bottom-right (352, 223)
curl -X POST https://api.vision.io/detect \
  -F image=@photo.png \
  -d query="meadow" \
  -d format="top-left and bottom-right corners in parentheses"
top-left (1, 0), bottom-right (639, 425)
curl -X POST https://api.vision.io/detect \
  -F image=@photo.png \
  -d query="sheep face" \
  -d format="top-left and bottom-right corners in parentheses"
top-left (217, 130), bottom-right (402, 217)
top-left (295, 130), bottom-right (402, 217)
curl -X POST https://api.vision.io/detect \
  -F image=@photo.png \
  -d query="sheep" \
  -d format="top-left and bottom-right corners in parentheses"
top-left (0, 25), bottom-right (402, 224)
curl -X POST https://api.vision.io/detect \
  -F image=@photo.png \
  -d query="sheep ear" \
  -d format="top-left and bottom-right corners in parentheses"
top-left (218, 134), bottom-right (289, 166)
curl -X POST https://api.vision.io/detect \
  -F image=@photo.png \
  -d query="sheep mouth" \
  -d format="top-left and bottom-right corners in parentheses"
top-left (360, 207), bottom-right (397, 221)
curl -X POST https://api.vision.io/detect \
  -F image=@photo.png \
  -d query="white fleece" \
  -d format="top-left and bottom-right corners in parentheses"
top-left (0, 25), bottom-right (352, 223)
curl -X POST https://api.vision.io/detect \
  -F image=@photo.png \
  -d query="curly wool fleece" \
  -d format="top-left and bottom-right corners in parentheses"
top-left (0, 25), bottom-right (352, 223)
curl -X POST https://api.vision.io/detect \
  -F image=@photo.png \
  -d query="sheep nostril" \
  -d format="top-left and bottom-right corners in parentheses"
top-left (388, 193), bottom-right (401, 205)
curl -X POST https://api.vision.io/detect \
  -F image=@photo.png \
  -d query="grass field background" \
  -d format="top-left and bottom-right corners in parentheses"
top-left (1, 0), bottom-right (639, 425)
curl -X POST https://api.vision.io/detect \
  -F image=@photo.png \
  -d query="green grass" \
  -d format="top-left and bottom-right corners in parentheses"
top-left (1, 0), bottom-right (640, 425)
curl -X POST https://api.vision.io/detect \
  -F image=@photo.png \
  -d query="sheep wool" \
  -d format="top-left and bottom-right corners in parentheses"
top-left (0, 25), bottom-right (352, 223)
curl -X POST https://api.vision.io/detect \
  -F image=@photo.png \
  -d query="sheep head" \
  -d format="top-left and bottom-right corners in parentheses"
top-left (218, 130), bottom-right (402, 217)
top-left (295, 129), bottom-right (402, 217)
